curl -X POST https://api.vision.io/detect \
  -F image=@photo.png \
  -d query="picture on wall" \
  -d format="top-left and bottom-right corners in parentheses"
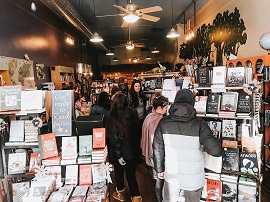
top-left (36, 63), bottom-right (46, 80)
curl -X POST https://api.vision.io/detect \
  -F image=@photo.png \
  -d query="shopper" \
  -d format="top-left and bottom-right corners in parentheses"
top-left (153, 89), bottom-right (223, 202)
top-left (141, 94), bottom-right (169, 202)
top-left (106, 93), bottom-right (142, 202)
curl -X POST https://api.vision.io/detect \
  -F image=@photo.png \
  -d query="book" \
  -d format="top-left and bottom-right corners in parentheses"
top-left (194, 96), bottom-right (207, 114)
top-left (221, 120), bottom-right (237, 140)
top-left (9, 120), bottom-right (25, 142)
top-left (144, 80), bottom-right (150, 91)
top-left (236, 93), bottom-right (251, 114)
top-left (239, 152), bottom-right (259, 176)
top-left (212, 66), bottom-right (226, 85)
top-left (28, 152), bottom-right (41, 172)
top-left (45, 166), bottom-right (62, 188)
top-left (227, 67), bottom-right (245, 87)
top-left (79, 165), bottom-right (92, 185)
top-left (155, 77), bottom-right (162, 89)
top-left (47, 185), bottom-right (74, 202)
top-left (222, 147), bottom-right (239, 172)
top-left (0, 85), bottom-right (21, 111)
top-left (222, 180), bottom-right (237, 202)
top-left (222, 140), bottom-right (238, 148)
top-left (65, 165), bottom-right (79, 185)
top-left (92, 128), bottom-right (106, 149)
top-left (69, 186), bottom-right (88, 202)
top-left (206, 179), bottom-right (222, 201)
top-left (220, 92), bottom-right (239, 112)
top-left (241, 136), bottom-right (256, 153)
top-left (206, 94), bottom-right (221, 114)
top-left (24, 120), bottom-right (39, 142)
top-left (238, 183), bottom-right (257, 202)
top-left (8, 152), bottom-right (26, 174)
top-left (203, 151), bottom-right (222, 173)
top-left (79, 135), bottom-right (92, 156)
top-left (92, 164), bottom-right (106, 184)
top-left (208, 121), bottom-right (222, 139)
top-left (149, 79), bottom-right (156, 90)
top-left (21, 90), bottom-right (43, 110)
top-left (38, 133), bottom-right (58, 159)
top-left (196, 66), bottom-right (211, 86)
top-left (61, 136), bottom-right (77, 160)
top-left (12, 181), bottom-right (30, 202)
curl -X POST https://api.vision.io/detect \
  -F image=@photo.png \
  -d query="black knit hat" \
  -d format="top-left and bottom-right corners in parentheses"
top-left (174, 89), bottom-right (195, 106)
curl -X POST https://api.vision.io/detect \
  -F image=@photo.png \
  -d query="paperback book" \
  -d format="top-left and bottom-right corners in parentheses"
top-left (208, 121), bottom-right (222, 139)
top-left (222, 180), bottom-right (237, 202)
top-left (8, 152), bottom-right (26, 175)
top-left (9, 120), bottom-right (25, 142)
top-left (222, 120), bottom-right (237, 140)
top-left (62, 136), bottom-right (77, 160)
top-left (206, 179), bottom-right (222, 202)
top-left (79, 135), bottom-right (92, 156)
top-left (38, 133), bottom-right (58, 159)
top-left (227, 67), bottom-right (245, 87)
top-left (220, 92), bottom-right (239, 112)
top-left (93, 128), bottom-right (106, 149)
top-left (206, 94), bottom-right (221, 114)
top-left (65, 165), bottom-right (79, 185)
top-left (79, 165), bottom-right (92, 185)
top-left (222, 147), bottom-right (239, 172)
top-left (239, 152), bottom-right (259, 176)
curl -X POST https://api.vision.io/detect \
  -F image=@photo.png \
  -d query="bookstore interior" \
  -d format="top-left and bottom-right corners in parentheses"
top-left (1, 0), bottom-right (270, 202)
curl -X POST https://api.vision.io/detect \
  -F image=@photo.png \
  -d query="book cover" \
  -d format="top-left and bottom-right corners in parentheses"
top-left (155, 77), bottom-right (162, 89)
top-left (238, 183), bottom-right (257, 202)
top-left (92, 164), bottom-right (106, 184)
top-left (222, 120), bottom-right (237, 140)
top-left (12, 181), bottom-right (30, 202)
top-left (149, 79), bottom-right (156, 90)
top-left (9, 120), bottom-right (25, 142)
top-left (38, 133), bottom-right (58, 159)
top-left (79, 165), bottom-right (92, 185)
top-left (8, 152), bottom-right (26, 175)
top-left (208, 121), bottom-right (222, 139)
top-left (162, 79), bottom-right (175, 90)
top-left (92, 128), bottom-right (106, 149)
top-left (144, 80), bottom-right (150, 91)
top-left (222, 147), bottom-right (239, 172)
top-left (206, 179), bottom-right (222, 201)
top-left (45, 166), bottom-right (62, 188)
top-left (79, 135), bottom-right (92, 156)
top-left (196, 66), bottom-right (210, 86)
top-left (222, 180), bottom-right (237, 202)
top-left (222, 140), bottom-right (238, 148)
top-left (220, 92), bottom-right (239, 112)
top-left (239, 152), bottom-right (259, 176)
top-left (203, 151), bottom-right (222, 173)
top-left (65, 165), bottom-right (78, 185)
top-left (28, 152), bottom-right (41, 172)
top-left (69, 186), bottom-right (88, 202)
top-left (241, 137), bottom-right (256, 153)
top-left (21, 90), bottom-right (43, 110)
top-left (62, 136), bottom-right (77, 160)
top-left (0, 85), bottom-right (21, 111)
top-left (206, 94), bottom-right (221, 114)
top-left (194, 96), bottom-right (207, 114)
top-left (227, 67), bottom-right (245, 87)
top-left (237, 93), bottom-right (251, 113)
top-left (212, 66), bottom-right (226, 85)
top-left (24, 120), bottom-right (38, 142)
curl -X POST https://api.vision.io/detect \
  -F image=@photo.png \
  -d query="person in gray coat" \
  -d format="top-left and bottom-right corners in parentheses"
top-left (152, 89), bottom-right (223, 202)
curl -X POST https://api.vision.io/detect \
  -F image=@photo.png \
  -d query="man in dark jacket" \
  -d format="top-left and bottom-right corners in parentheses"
top-left (152, 89), bottom-right (223, 202)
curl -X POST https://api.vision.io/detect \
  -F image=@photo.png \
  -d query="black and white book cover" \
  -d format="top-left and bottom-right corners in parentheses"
top-left (227, 67), bottom-right (245, 87)
top-left (206, 93), bottom-right (221, 114)
top-left (208, 121), bottom-right (222, 139)
top-left (144, 80), bottom-right (150, 91)
top-left (222, 147), bottom-right (239, 172)
top-left (196, 66), bottom-right (211, 87)
top-left (239, 152), bottom-right (259, 176)
top-left (236, 93), bottom-right (251, 114)
top-left (222, 180), bottom-right (237, 202)
top-left (220, 92), bottom-right (239, 112)
top-left (222, 120), bottom-right (237, 140)
top-left (155, 77), bottom-right (162, 89)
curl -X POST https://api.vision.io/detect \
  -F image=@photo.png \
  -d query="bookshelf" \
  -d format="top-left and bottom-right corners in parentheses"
top-left (50, 65), bottom-right (75, 90)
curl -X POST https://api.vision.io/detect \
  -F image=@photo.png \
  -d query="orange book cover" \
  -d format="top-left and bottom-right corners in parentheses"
top-left (206, 179), bottom-right (222, 202)
top-left (222, 139), bottom-right (238, 148)
top-left (38, 133), bottom-right (58, 159)
top-left (79, 165), bottom-right (92, 185)
top-left (92, 128), bottom-right (106, 148)
top-left (241, 136), bottom-right (256, 152)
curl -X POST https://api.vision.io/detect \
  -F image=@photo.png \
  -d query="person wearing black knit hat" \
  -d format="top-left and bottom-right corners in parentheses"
top-left (153, 89), bottom-right (222, 202)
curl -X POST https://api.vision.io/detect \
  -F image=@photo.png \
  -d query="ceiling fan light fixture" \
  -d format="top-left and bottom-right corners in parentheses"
top-left (106, 49), bottom-right (114, 56)
top-left (90, 32), bottom-right (103, 43)
top-left (132, 57), bottom-right (138, 63)
top-left (112, 57), bottom-right (118, 61)
top-left (145, 55), bottom-right (151, 60)
top-left (126, 44), bottom-right (135, 50)
top-left (166, 28), bottom-right (180, 38)
top-left (123, 13), bottom-right (139, 23)
top-left (151, 47), bottom-right (159, 54)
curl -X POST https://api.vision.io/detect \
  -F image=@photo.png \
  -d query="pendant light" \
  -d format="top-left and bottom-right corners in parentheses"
top-left (112, 57), bottom-right (118, 62)
top-left (166, 0), bottom-right (180, 38)
top-left (106, 49), bottom-right (114, 56)
top-left (90, 0), bottom-right (103, 43)
top-left (151, 47), bottom-right (159, 54)
top-left (145, 55), bottom-right (151, 60)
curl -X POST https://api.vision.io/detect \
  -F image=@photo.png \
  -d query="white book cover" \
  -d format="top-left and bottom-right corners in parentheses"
top-left (222, 120), bottom-right (237, 139)
top-left (194, 96), bottom-right (207, 114)
top-left (24, 120), bottom-right (38, 142)
top-left (8, 152), bottom-right (26, 174)
top-left (12, 181), bottom-right (30, 202)
top-left (21, 90), bottom-right (43, 110)
top-left (203, 151), bottom-right (222, 173)
top-left (238, 183), bottom-right (257, 202)
top-left (9, 120), bottom-right (25, 142)
top-left (62, 136), bottom-right (77, 159)
top-left (212, 66), bottom-right (226, 85)
top-left (92, 164), bottom-right (106, 184)
top-left (162, 79), bottom-right (175, 90)
top-left (208, 121), bottom-right (222, 139)
top-left (65, 165), bottom-right (79, 185)
top-left (161, 90), bottom-right (177, 103)
top-left (45, 166), bottom-right (62, 188)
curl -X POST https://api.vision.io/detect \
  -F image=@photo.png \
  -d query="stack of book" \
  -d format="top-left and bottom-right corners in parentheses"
top-left (92, 146), bottom-right (108, 163)
top-left (61, 136), bottom-right (77, 165)
top-left (41, 156), bottom-right (61, 166)
top-left (69, 185), bottom-right (88, 201)
top-left (77, 135), bottom-right (92, 164)
top-left (92, 128), bottom-right (107, 163)
top-left (86, 181), bottom-right (108, 202)
top-left (47, 185), bottom-right (74, 202)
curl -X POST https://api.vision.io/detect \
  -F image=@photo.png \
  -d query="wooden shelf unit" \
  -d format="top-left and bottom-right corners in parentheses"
top-left (50, 65), bottom-right (75, 90)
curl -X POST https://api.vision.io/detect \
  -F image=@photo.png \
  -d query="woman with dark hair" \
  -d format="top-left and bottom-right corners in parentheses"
top-left (90, 91), bottom-right (111, 125)
top-left (106, 93), bottom-right (142, 202)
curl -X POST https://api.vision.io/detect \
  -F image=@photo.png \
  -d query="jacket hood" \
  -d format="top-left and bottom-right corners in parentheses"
top-left (169, 103), bottom-right (196, 121)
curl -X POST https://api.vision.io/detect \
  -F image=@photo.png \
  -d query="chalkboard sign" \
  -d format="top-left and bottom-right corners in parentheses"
top-left (52, 90), bottom-right (72, 136)
top-left (196, 67), bottom-right (210, 87)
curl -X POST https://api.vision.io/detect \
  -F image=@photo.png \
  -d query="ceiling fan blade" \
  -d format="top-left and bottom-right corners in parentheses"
top-left (96, 14), bottom-right (125, 18)
top-left (134, 44), bottom-right (145, 48)
top-left (136, 6), bottom-right (162, 14)
top-left (140, 14), bottom-right (160, 22)
top-left (113, 5), bottom-right (128, 13)
top-left (121, 21), bottom-right (129, 28)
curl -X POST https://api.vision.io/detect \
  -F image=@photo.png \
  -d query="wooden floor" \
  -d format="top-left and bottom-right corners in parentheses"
top-left (109, 161), bottom-right (270, 202)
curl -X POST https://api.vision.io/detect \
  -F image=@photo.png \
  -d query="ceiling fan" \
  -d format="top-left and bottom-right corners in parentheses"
top-left (97, 1), bottom-right (162, 28)
top-left (122, 26), bottom-right (145, 49)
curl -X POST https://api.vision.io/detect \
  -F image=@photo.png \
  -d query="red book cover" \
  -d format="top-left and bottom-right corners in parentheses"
top-left (79, 165), bottom-right (92, 185)
top-left (207, 179), bottom-right (222, 201)
top-left (38, 133), bottom-right (58, 159)
top-left (92, 128), bottom-right (106, 148)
